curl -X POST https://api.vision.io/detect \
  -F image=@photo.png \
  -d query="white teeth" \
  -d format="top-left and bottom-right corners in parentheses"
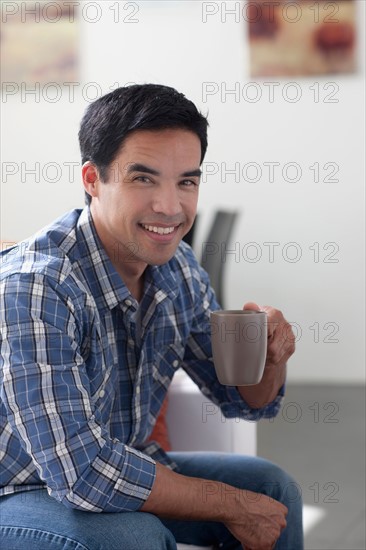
top-left (142, 224), bottom-right (175, 235)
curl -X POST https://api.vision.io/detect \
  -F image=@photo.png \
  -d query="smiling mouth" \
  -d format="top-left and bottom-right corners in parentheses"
top-left (140, 223), bottom-right (180, 235)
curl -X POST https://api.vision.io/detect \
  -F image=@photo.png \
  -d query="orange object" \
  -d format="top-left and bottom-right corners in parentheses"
top-left (148, 396), bottom-right (172, 451)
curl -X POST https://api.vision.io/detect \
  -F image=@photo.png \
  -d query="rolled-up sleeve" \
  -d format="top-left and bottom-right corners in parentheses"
top-left (0, 273), bottom-right (156, 512)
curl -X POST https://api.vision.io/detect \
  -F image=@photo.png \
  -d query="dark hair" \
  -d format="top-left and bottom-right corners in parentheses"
top-left (78, 84), bottom-right (209, 205)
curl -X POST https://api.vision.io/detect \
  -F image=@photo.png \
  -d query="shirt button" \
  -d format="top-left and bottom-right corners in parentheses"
top-left (99, 389), bottom-right (105, 398)
top-left (125, 299), bottom-right (132, 307)
top-left (172, 360), bottom-right (179, 368)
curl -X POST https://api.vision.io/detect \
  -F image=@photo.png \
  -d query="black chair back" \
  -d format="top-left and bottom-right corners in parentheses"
top-left (200, 211), bottom-right (238, 307)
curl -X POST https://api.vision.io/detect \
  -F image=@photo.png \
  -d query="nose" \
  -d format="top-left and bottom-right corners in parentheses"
top-left (151, 184), bottom-right (182, 218)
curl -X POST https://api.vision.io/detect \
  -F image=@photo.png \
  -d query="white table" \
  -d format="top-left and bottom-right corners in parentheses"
top-left (167, 370), bottom-right (257, 456)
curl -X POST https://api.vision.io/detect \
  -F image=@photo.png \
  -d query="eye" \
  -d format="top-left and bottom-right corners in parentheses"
top-left (134, 175), bottom-right (152, 184)
top-left (180, 179), bottom-right (199, 187)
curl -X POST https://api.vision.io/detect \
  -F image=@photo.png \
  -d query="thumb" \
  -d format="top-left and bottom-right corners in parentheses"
top-left (243, 301), bottom-right (262, 312)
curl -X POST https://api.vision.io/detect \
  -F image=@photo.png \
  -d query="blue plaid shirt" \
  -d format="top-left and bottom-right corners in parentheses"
top-left (0, 207), bottom-right (284, 512)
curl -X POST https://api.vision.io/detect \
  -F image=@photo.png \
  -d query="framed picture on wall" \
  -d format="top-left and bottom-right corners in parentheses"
top-left (248, 0), bottom-right (357, 76)
top-left (1, 1), bottom-right (78, 85)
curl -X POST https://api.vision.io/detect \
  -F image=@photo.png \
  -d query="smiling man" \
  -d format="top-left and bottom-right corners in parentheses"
top-left (0, 84), bottom-right (303, 550)
top-left (83, 128), bottom-right (202, 299)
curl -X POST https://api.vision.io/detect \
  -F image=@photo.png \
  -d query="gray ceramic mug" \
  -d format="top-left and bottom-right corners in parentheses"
top-left (210, 310), bottom-right (267, 385)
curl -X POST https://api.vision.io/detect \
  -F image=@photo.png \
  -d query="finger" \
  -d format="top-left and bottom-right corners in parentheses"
top-left (269, 336), bottom-right (295, 366)
top-left (243, 301), bottom-right (262, 312)
top-left (267, 339), bottom-right (292, 366)
top-left (267, 323), bottom-right (295, 364)
top-left (243, 304), bottom-right (278, 343)
top-left (262, 307), bottom-right (289, 340)
top-left (262, 308), bottom-right (281, 339)
top-left (278, 514), bottom-right (287, 530)
top-left (272, 500), bottom-right (289, 517)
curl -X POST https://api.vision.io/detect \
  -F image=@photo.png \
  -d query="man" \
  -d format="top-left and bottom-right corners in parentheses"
top-left (0, 84), bottom-right (303, 549)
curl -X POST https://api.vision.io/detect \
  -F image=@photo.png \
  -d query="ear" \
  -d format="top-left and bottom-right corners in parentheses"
top-left (82, 161), bottom-right (100, 199)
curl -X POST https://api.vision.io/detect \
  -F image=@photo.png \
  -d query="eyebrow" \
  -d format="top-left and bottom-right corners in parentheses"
top-left (126, 163), bottom-right (202, 178)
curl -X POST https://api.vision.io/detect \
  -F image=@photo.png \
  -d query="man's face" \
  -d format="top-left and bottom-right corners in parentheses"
top-left (86, 128), bottom-right (202, 275)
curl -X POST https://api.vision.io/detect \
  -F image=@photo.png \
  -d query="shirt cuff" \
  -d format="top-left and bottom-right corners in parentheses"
top-left (221, 382), bottom-right (285, 421)
top-left (62, 442), bottom-right (156, 513)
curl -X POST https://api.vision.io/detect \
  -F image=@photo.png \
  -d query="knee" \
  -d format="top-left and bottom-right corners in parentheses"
top-left (255, 459), bottom-right (303, 511)
top-left (257, 463), bottom-right (304, 544)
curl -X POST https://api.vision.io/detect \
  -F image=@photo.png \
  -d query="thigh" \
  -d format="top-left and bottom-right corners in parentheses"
top-left (169, 451), bottom-right (295, 494)
top-left (0, 489), bottom-right (177, 550)
top-left (163, 452), bottom-right (303, 550)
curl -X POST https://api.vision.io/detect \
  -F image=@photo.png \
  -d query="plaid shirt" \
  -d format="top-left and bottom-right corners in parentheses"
top-left (0, 207), bottom-right (284, 512)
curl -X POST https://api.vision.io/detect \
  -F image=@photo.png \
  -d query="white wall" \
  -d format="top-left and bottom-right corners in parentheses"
top-left (1, 1), bottom-right (365, 384)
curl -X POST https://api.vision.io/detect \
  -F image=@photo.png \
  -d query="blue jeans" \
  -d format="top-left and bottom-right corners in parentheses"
top-left (0, 453), bottom-right (303, 549)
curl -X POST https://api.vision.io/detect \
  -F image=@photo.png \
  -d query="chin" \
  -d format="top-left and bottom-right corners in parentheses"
top-left (147, 249), bottom-right (178, 266)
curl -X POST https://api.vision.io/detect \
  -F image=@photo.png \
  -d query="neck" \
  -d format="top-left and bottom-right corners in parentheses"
top-left (90, 206), bottom-right (147, 301)
top-left (107, 255), bottom-right (146, 302)
top-left (119, 270), bottom-right (145, 302)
